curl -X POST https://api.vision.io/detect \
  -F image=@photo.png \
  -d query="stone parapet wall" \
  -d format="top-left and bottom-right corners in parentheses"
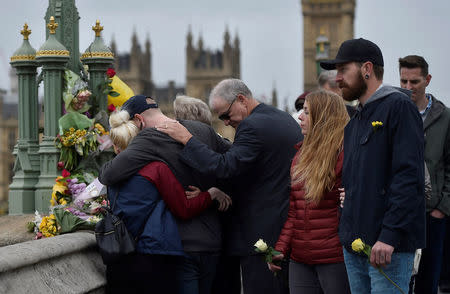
top-left (0, 232), bottom-right (105, 294)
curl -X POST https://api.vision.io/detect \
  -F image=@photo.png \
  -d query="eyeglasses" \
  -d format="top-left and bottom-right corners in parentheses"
top-left (218, 99), bottom-right (236, 121)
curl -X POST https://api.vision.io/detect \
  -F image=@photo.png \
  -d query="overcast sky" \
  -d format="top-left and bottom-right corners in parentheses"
top-left (1, 0), bottom-right (449, 108)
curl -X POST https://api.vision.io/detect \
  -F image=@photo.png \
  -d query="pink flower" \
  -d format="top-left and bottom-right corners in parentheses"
top-left (62, 169), bottom-right (71, 178)
top-left (57, 161), bottom-right (65, 170)
top-left (106, 68), bottom-right (116, 78)
top-left (35, 232), bottom-right (43, 240)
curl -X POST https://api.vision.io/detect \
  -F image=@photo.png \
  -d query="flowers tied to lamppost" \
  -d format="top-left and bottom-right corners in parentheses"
top-left (351, 238), bottom-right (405, 293)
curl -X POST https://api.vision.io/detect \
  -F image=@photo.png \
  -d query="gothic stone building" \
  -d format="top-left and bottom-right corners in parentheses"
top-left (185, 28), bottom-right (240, 103)
top-left (110, 31), bottom-right (153, 97)
top-left (0, 88), bottom-right (18, 214)
top-left (109, 28), bottom-right (241, 117)
top-left (302, 0), bottom-right (355, 91)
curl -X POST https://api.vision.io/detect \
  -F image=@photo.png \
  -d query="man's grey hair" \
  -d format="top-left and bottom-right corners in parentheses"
top-left (318, 70), bottom-right (339, 89)
top-left (173, 95), bottom-right (212, 125)
top-left (209, 78), bottom-right (253, 108)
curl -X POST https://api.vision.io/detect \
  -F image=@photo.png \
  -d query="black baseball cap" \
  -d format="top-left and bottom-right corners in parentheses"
top-left (320, 38), bottom-right (384, 70)
top-left (121, 95), bottom-right (158, 117)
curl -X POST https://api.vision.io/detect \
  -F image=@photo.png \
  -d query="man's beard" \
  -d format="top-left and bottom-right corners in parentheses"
top-left (340, 71), bottom-right (367, 102)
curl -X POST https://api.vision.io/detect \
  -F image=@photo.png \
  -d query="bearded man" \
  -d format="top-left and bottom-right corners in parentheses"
top-left (320, 38), bottom-right (426, 293)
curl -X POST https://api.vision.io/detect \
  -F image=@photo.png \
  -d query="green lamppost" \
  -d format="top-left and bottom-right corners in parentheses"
top-left (34, 16), bottom-right (70, 213)
top-left (81, 20), bottom-right (114, 112)
top-left (315, 27), bottom-right (330, 77)
top-left (9, 24), bottom-right (40, 214)
top-left (45, 0), bottom-right (82, 75)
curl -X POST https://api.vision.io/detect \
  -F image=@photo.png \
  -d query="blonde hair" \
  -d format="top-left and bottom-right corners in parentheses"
top-left (109, 109), bottom-right (139, 151)
top-left (291, 90), bottom-right (349, 204)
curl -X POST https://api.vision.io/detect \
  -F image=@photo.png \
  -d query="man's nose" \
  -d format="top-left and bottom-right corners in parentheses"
top-left (223, 119), bottom-right (230, 126)
top-left (405, 82), bottom-right (413, 90)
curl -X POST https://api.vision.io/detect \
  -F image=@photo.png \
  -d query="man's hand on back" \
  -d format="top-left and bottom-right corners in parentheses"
top-left (156, 121), bottom-right (193, 145)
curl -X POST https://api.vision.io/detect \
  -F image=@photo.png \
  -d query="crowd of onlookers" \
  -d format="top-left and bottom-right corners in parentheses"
top-left (98, 38), bottom-right (450, 294)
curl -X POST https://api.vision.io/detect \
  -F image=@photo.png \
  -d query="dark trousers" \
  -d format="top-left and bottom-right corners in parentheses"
top-left (211, 254), bottom-right (241, 294)
top-left (175, 252), bottom-right (220, 294)
top-left (211, 255), bottom-right (288, 294)
top-left (289, 260), bottom-right (350, 294)
top-left (415, 213), bottom-right (447, 294)
top-left (241, 255), bottom-right (289, 294)
top-left (440, 217), bottom-right (450, 290)
top-left (106, 253), bottom-right (180, 294)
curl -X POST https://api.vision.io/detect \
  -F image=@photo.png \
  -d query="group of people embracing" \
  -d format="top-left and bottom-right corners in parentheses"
top-left (99, 37), bottom-right (447, 294)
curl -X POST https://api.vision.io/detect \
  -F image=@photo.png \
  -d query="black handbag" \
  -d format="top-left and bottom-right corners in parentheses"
top-left (94, 189), bottom-right (136, 265)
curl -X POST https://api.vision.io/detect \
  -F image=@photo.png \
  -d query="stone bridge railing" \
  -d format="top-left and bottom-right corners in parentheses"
top-left (0, 232), bottom-right (105, 294)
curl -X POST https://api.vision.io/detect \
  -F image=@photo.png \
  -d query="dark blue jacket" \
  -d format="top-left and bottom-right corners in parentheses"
top-left (180, 103), bottom-right (302, 255)
top-left (339, 86), bottom-right (426, 253)
top-left (108, 172), bottom-right (184, 256)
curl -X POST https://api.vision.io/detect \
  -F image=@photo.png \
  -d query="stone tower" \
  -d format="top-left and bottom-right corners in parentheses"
top-left (301, 0), bottom-right (355, 91)
top-left (110, 30), bottom-right (153, 96)
top-left (186, 27), bottom-right (240, 102)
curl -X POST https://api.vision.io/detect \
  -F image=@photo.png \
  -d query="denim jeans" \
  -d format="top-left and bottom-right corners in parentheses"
top-left (343, 247), bottom-right (414, 293)
top-left (414, 213), bottom-right (447, 294)
top-left (175, 252), bottom-right (220, 294)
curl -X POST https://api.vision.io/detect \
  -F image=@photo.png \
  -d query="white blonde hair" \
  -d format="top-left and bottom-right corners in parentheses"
top-left (109, 109), bottom-right (139, 151)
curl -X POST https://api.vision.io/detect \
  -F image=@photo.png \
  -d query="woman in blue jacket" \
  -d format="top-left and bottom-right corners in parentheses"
top-left (105, 109), bottom-right (228, 294)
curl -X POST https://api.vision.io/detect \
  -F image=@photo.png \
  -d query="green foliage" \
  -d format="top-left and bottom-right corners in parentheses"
top-left (27, 221), bottom-right (35, 233)
top-left (53, 208), bottom-right (94, 234)
top-left (58, 112), bottom-right (93, 135)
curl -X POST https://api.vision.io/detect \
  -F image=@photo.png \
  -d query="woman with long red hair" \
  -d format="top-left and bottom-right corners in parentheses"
top-left (268, 90), bottom-right (351, 294)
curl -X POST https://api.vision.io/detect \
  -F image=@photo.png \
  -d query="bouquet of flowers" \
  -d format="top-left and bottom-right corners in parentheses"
top-left (63, 69), bottom-right (92, 114)
top-left (105, 68), bottom-right (135, 108)
top-left (28, 171), bottom-right (107, 239)
top-left (27, 67), bottom-right (136, 239)
top-left (55, 117), bottom-right (110, 171)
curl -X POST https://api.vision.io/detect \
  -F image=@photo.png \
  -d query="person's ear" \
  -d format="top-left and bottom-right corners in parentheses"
top-left (362, 62), bottom-right (373, 79)
top-left (425, 74), bottom-right (432, 87)
top-left (237, 94), bottom-right (246, 104)
top-left (134, 113), bottom-right (145, 128)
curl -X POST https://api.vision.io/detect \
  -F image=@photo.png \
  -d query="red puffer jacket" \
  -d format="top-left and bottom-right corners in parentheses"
top-left (275, 145), bottom-right (344, 264)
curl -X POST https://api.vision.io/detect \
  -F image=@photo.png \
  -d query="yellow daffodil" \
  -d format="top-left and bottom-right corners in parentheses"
top-left (52, 182), bottom-right (66, 194)
top-left (371, 121), bottom-right (384, 132)
top-left (39, 214), bottom-right (58, 237)
top-left (371, 121), bottom-right (383, 127)
top-left (50, 197), bottom-right (57, 206)
top-left (94, 123), bottom-right (108, 136)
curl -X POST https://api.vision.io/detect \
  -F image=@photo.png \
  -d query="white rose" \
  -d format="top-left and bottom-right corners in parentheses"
top-left (254, 239), bottom-right (268, 252)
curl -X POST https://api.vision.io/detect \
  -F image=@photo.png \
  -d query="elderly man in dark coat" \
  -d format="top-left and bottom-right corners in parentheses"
top-left (158, 78), bottom-right (302, 294)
